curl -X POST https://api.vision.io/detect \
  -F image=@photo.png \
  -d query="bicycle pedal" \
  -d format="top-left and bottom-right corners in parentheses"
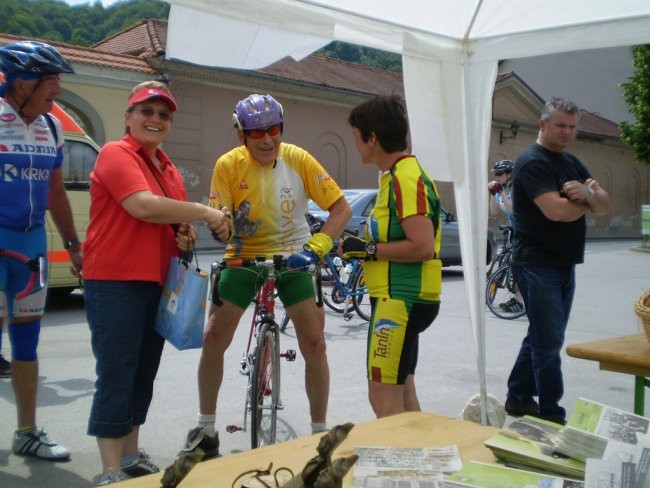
top-left (282, 349), bottom-right (297, 361)
top-left (343, 313), bottom-right (352, 321)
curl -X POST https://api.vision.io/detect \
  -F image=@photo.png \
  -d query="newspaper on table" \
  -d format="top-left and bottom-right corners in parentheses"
top-left (353, 445), bottom-right (461, 487)
top-left (360, 475), bottom-right (445, 488)
top-left (444, 461), bottom-right (585, 488)
top-left (554, 398), bottom-right (650, 462)
top-left (584, 441), bottom-right (650, 488)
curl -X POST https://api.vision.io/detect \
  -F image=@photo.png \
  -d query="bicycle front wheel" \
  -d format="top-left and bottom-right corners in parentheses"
top-left (250, 321), bottom-right (280, 448)
top-left (486, 264), bottom-right (526, 320)
top-left (351, 265), bottom-right (371, 322)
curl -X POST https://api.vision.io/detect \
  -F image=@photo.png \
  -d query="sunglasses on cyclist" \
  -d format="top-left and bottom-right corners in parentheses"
top-left (134, 107), bottom-right (172, 122)
top-left (494, 172), bottom-right (505, 177)
top-left (245, 124), bottom-right (282, 139)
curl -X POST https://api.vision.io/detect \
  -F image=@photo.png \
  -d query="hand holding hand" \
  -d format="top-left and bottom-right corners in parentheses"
top-left (340, 236), bottom-right (369, 260)
top-left (287, 249), bottom-right (319, 270)
top-left (210, 207), bottom-right (233, 242)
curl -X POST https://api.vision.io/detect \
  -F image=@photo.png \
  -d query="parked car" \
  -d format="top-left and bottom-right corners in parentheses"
top-left (309, 188), bottom-right (496, 267)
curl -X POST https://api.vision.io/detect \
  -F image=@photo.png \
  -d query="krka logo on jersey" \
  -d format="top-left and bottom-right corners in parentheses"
top-left (1, 163), bottom-right (51, 182)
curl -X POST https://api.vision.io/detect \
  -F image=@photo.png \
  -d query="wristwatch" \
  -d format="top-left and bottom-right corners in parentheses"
top-left (366, 241), bottom-right (377, 260)
top-left (63, 239), bottom-right (81, 250)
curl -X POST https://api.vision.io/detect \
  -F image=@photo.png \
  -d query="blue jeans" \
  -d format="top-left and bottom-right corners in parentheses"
top-left (507, 264), bottom-right (576, 421)
top-left (85, 280), bottom-right (165, 438)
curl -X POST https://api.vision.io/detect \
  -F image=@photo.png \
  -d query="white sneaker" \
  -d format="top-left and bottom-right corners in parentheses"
top-left (96, 468), bottom-right (127, 486)
top-left (12, 428), bottom-right (70, 461)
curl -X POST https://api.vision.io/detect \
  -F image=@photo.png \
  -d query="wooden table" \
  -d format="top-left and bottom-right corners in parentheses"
top-left (566, 334), bottom-right (650, 415)
top-left (120, 411), bottom-right (500, 487)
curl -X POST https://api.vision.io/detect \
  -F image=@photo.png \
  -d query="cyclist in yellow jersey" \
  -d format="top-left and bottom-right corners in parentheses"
top-left (182, 94), bottom-right (351, 457)
top-left (340, 95), bottom-right (442, 418)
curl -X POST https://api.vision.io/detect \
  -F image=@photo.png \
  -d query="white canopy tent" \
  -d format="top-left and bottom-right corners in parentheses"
top-left (164, 0), bottom-right (650, 423)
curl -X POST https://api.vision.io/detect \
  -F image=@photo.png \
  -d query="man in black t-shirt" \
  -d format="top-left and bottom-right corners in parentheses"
top-left (505, 97), bottom-right (610, 425)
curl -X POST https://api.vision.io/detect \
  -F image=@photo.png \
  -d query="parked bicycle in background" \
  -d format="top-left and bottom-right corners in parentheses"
top-left (280, 214), bottom-right (370, 331)
top-left (485, 225), bottom-right (526, 320)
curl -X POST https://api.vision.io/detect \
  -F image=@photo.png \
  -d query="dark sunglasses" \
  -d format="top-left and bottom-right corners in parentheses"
top-left (494, 172), bottom-right (505, 177)
top-left (135, 107), bottom-right (172, 122)
top-left (245, 124), bottom-right (282, 139)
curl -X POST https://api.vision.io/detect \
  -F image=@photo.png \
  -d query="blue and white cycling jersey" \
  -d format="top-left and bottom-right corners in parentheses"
top-left (0, 98), bottom-right (63, 231)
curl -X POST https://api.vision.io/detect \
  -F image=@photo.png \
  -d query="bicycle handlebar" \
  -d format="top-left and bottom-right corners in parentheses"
top-left (0, 249), bottom-right (45, 300)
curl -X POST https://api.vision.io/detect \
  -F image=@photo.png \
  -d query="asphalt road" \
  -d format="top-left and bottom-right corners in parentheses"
top-left (0, 239), bottom-right (648, 487)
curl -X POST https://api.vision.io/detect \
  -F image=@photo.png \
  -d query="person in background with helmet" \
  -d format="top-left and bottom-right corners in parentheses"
top-left (0, 40), bottom-right (80, 462)
top-left (488, 159), bottom-right (515, 226)
top-left (488, 159), bottom-right (524, 313)
top-left (181, 94), bottom-right (351, 458)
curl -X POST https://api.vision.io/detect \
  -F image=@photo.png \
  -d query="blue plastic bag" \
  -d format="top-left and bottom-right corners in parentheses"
top-left (155, 257), bottom-right (208, 350)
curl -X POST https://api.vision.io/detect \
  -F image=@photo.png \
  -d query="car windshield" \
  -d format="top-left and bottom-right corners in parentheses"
top-left (308, 189), bottom-right (366, 213)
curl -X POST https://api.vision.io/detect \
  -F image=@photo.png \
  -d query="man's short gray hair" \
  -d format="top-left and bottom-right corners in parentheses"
top-left (541, 97), bottom-right (581, 122)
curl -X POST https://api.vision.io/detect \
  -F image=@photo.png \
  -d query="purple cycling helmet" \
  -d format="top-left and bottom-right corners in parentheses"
top-left (232, 94), bottom-right (284, 131)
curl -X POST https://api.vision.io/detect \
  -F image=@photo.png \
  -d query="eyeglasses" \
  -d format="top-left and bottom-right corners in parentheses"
top-left (494, 172), bottom-right (505, 177)
top-left (135, 107), bottom-right (172, 122)
top-left (245, 124), bottom-right (282, 139)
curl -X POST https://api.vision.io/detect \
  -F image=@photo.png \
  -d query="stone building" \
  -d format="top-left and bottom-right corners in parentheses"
top-left (1, 20), bottom-right (647, 240)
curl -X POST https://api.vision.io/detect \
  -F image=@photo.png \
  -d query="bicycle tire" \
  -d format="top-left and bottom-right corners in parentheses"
top-left (279, 311), bottom-right (291, 333)
top-left (249, 321), bottom-right (280, 448)
top-left (320, 262), bottom-right (346, 313)
top-left (485, 264), bottom-right (526, 320)
top-left (351, 265), bottom-right (371, 321)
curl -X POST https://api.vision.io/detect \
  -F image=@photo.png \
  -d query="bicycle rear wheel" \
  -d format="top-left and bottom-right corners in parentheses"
top-left (486, 264), bottom-right (526, 320)
top-left (351, 265), bottom-right (371, 321)
top-left (250, 321), bottom-right (280, 448)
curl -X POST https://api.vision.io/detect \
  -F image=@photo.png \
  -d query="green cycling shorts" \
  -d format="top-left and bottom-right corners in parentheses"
top-left (214, 265), bottom-right (316, 310)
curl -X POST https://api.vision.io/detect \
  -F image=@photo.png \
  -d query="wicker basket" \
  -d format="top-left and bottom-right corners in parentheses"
top-left (634, 289), bottom-right (650, 341)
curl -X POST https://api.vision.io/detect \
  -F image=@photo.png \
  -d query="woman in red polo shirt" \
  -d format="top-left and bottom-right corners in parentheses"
top-left (83, 81), bottom-right (229, 486)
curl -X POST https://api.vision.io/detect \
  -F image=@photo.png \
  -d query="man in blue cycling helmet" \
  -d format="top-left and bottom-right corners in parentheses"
top-left (0, 40), bottom-right (79, 461)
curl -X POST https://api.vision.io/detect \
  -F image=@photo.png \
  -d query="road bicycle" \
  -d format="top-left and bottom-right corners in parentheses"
top-left (212, 256), bottom-right (319, 448)
top-left (319, 253), bottom-right (370, 321)
top-left (0, 249), bottom-right (45, 299)
top-left (485, 225), bottom-right (526, 320)
top-left (280, 214), bottom-right (370, 332)
top-left (485, 224), bottom-right (514, 279)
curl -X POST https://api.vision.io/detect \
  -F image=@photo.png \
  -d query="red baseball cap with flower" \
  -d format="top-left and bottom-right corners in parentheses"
top-left (127, 87), bottom-right (177, 112)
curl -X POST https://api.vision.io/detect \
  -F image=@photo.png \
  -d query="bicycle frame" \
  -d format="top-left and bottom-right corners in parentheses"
top-left (214, 256), bottom-right (318, 448)
top-left (0, 249), bottom-right (45, 300)
top-left (321, 252), bottom-right (368, 321)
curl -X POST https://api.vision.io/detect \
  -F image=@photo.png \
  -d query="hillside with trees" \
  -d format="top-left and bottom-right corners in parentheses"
top-left (0, 0), bottom-right (401, 72)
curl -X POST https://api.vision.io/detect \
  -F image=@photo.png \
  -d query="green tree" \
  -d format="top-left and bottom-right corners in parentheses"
top-left (620, 45), bottom-right (650, 166)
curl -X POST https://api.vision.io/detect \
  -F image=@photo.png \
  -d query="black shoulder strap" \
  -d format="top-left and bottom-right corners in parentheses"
top-left (43, 113), bottom-right (59, 145)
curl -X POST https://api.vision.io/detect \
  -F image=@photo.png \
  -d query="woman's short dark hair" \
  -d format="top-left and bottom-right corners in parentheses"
top-left (348, 94), bottom-right (408, 153)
